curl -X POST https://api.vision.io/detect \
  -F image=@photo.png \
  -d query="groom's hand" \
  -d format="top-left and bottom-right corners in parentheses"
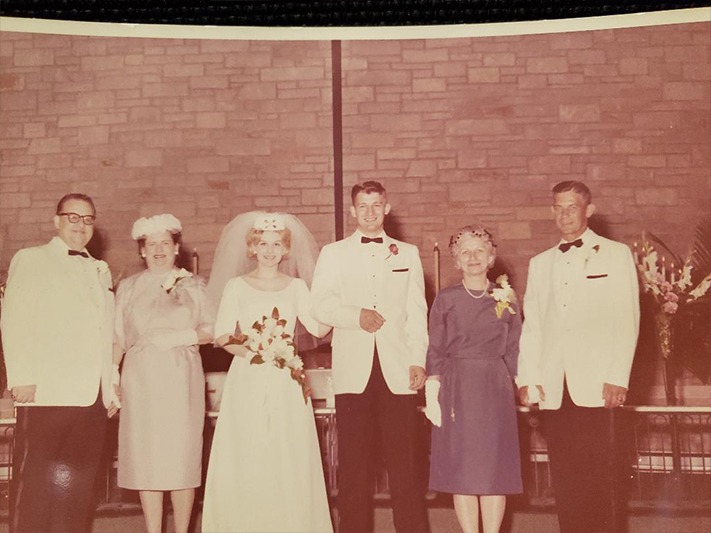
top-left (11, 385), bottom-right (36, 404)
top-left (409, 366), bottom-right (426, 390)
top-left (359, 309), bottom-right (385, 333)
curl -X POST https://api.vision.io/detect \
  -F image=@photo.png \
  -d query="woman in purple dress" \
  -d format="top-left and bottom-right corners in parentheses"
top-left (424, 224), bottom-right (522, 533)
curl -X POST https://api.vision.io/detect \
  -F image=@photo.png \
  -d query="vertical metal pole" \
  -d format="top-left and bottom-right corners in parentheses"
top-left (331, 40), bottom-right (344, 242)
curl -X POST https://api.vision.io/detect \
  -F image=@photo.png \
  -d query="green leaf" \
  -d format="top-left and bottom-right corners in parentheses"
top-left (647, 231), bottom-right (684, 267)
top-left (224, 333), bottom-right (249, 347)
top-left (250, 354), bottom-right (264, 365)
top-left (271, 307), bottom-right (280, 320)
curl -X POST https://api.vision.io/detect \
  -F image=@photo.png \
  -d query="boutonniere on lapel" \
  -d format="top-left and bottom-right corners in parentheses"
top-left (162, 268), bottom-right (193, 295)
top-left (95, 260), bottom-right (109, 276)
top-left (385, 243), bottom-right (399, 261)
top-left (584, 244), bottom-right (600, 269)
top-left (491, 274), bottom-right (517, 319)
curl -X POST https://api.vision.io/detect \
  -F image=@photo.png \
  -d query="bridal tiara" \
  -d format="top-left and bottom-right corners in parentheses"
top-left (131, 214), bottom-right (182, 240)
top-left (253, 214), bottom-right (286, 231)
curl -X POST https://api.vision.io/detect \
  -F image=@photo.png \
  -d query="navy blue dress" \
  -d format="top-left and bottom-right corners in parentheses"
top-left (426, 282), bottom-right (523, 495)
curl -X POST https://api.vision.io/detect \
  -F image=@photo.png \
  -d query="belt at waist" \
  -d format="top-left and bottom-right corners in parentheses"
top-left (447, 355), bottom-right (504, 362)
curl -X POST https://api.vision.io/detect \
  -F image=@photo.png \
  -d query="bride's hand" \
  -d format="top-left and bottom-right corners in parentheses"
top-left (219, 343), bottom-right (252, 359)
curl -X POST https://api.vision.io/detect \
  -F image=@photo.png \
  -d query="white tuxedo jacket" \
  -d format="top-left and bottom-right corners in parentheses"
top-left (311, 232), bottom-right (429, 395)
top-left (1, 237), bottom-right (115, 407)
top-left (517, 229), bottom-right (640, 409)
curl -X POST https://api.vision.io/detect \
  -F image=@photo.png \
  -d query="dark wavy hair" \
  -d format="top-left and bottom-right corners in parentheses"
top-left (56, 193), bottom-right (96, 215)
top-left (351, 181), bottom-right (387, 205)
top-left (552, 181), bottom-right (592, 205)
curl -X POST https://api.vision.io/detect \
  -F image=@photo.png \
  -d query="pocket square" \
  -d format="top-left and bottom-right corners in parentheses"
top-left (586, 274), bottom-right (608, 279)
top-left (392, 268), bottom-right (409, 273)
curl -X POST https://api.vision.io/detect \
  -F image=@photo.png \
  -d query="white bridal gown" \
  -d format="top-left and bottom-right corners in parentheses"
top-left (202, 276), bottom-right (333, 533)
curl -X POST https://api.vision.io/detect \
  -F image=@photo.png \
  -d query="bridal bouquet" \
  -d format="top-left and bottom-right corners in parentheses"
top-left (225, 307), bottom-right (310, 403)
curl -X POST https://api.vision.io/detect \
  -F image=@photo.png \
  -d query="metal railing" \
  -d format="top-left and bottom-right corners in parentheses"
top-left (0, 405), bottom-right (708, 516)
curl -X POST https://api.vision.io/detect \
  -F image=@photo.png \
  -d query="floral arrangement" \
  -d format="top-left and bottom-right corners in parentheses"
top-left (225, 307), bottom-right (310, 403)
top-left (634, 233), bottom-right (711, 315)
top-left (162, 268), bottom-right (192, 294)
top-left (491, 274), bottom-right (516, 319)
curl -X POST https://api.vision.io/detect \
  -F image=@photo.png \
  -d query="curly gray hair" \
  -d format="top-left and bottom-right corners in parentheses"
top-left (448, 224), bottom-right (497, 257)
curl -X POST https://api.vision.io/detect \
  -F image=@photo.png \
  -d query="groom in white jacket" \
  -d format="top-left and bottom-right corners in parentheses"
top-left (312, 181), bottom-right (429, 533)
top-left (517, 181), bottom-right (640, 533)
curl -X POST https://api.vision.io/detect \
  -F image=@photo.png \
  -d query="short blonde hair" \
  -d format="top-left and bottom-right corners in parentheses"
top-left (246, 228), bottom-right (292, 258)
top-left (449, 224), bottom-right (497, 259)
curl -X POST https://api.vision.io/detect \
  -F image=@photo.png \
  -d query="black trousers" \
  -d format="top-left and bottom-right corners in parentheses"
top-left (544, 383), bottom-right (616, 533)
top-left (335, 352), bottom-right (428, 533)
top-left (12, 391), bottom-right (108, 533)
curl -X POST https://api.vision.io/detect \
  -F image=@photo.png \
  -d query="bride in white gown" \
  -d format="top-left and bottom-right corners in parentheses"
top-left (202, 212), bottom-right (333, 533)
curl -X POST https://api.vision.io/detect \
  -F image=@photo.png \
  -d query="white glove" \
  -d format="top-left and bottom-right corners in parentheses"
top-left (151, 329), bottom-right (199, 351)
top-left (110, 363), bottom-right (121, 408)
top-left (424, 379), bottom-right (442, 427)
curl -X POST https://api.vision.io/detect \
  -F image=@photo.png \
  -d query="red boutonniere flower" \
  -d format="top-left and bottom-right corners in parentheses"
top-left (386, 243), bottom-right (399, 260)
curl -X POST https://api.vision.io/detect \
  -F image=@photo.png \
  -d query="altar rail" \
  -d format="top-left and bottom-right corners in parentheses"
top-left (0, 406), bottom-right (709, 517)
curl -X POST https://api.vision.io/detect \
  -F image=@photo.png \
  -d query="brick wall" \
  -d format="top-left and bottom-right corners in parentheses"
top-left (1, 23), bottom-right (709, 302)
top-left (341, 23), bottom-right (711, 296)
top-left (0, 35), bottom-right (334, 279)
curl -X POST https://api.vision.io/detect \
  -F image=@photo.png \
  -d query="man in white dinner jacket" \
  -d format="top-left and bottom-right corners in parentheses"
top-left (312, 181), bottom-right (429, 533)
top-left (517, 181), bottom-right (640, 533)
top-left (1, 193), bottom-right (118, 533)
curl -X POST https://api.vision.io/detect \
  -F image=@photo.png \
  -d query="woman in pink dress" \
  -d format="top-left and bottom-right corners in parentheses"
top-left (113, 214), bottom-right (213, 533)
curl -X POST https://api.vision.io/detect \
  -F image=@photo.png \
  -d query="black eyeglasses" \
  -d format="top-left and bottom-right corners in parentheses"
top-left (58, 212), bottom-right (97, 225)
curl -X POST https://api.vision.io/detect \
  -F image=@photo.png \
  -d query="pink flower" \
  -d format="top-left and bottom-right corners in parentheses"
top-left (660, 281), bottom-right (673, 293)
top-left (389, 243), bottom-right (399, 256)
top-left (664, 291), bottom-right (679, 303)
top-left (662, 301), bottom-right (678, 314)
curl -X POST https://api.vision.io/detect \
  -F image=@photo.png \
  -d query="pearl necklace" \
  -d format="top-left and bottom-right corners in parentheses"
top-left (462, 280), bottom-right (489, 299)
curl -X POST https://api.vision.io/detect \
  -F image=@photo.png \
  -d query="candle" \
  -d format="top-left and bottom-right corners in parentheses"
top-left (633, 242), bottom-right (639, 265)
top-left (434, 242), bottom-right (441, 294)
top-left (191, 248), bottom-right (199, 275)
top-left (671, 263), bottom-right (675, 285)
top-left (662, 256), bottom-right (666, 281)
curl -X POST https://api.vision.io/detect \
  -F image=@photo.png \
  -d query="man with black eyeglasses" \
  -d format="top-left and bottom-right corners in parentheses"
top-left (1, 193), bottom-right (119, 533)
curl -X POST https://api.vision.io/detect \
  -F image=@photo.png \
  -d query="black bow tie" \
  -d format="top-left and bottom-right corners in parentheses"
top-left (558, 239), bottom-right (583, 253)
top-left (361, 236), bottom-right (383, 244)
top-left (68, 250), bottom-right (89, 258)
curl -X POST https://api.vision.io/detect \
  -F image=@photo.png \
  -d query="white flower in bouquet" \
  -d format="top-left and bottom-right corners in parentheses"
top-left (286, 354), bottom-right (303, 371)
top-left (224, 307), bottom-right (311, 403)
top-left (263, 317), bottom-right (278, 334)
